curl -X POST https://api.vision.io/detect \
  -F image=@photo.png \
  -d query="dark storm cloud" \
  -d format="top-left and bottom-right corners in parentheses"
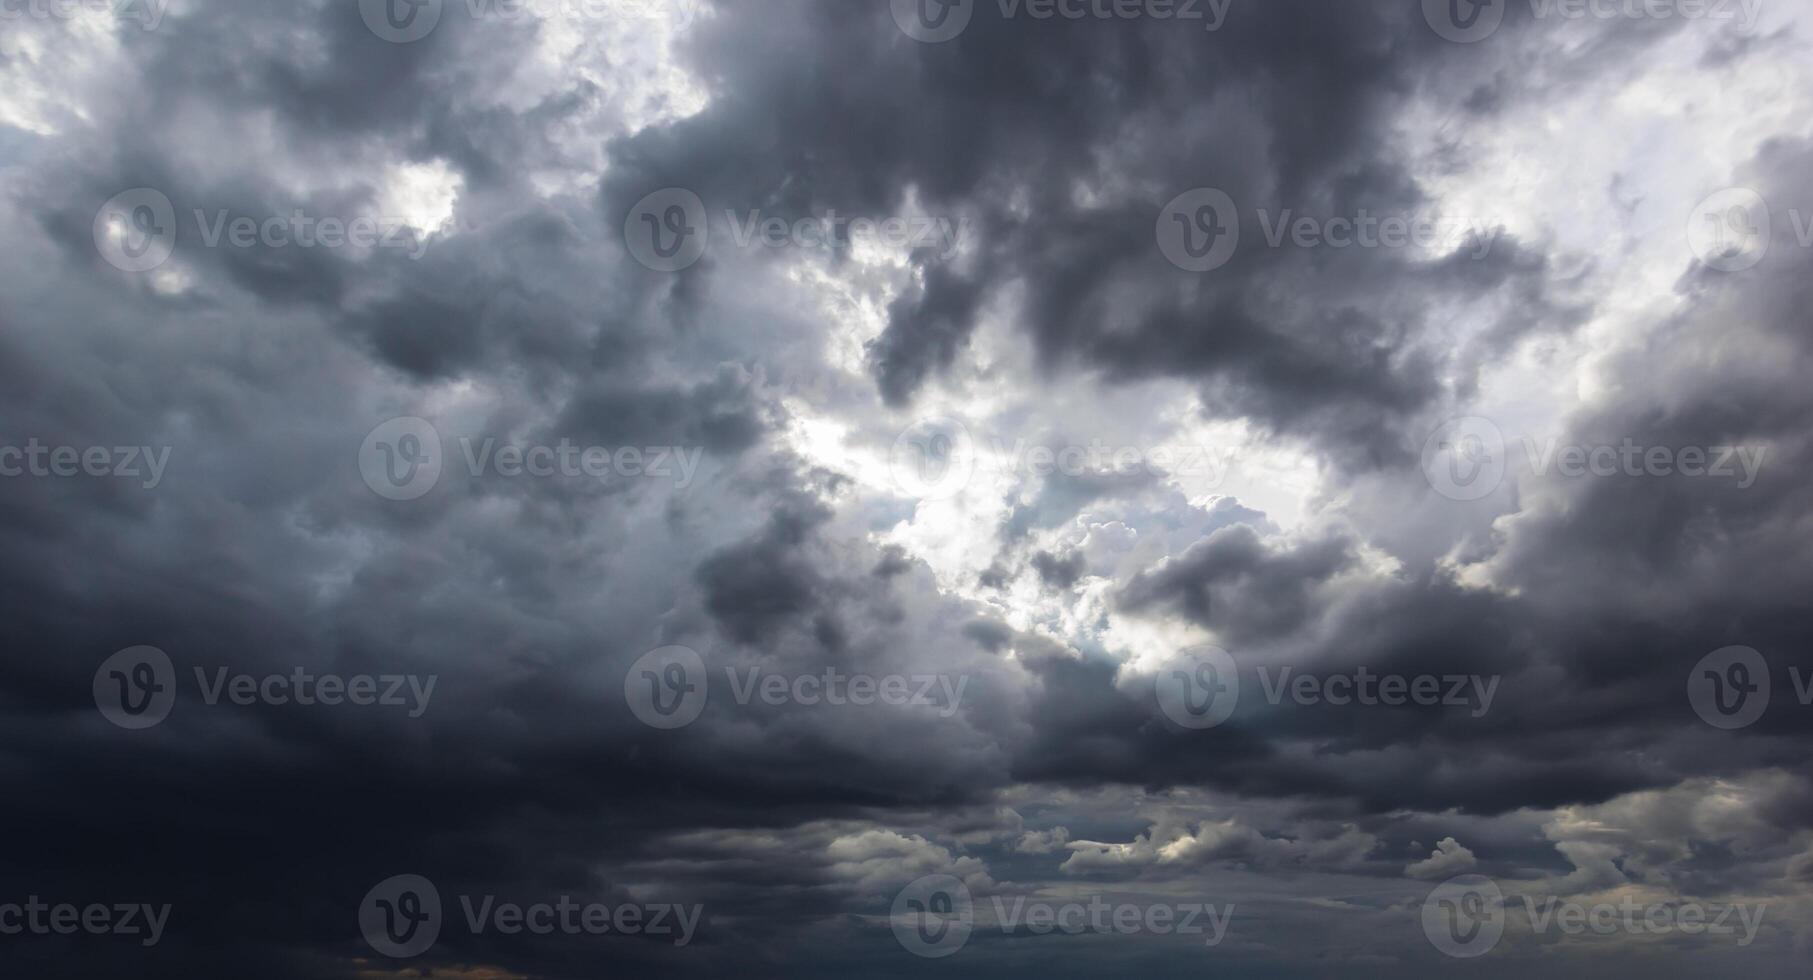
top-left (2, 0), bottom-right (1811, 978)
top-left (600, 0), bottom-right (1586, 466)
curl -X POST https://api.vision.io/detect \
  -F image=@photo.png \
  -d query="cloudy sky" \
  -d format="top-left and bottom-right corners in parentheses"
top-left (3, 0), bottom-right (1813, 975)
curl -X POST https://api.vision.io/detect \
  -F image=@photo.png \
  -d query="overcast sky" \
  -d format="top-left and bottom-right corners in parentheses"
top-left (3, 0), bottom-right (1813, 976)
